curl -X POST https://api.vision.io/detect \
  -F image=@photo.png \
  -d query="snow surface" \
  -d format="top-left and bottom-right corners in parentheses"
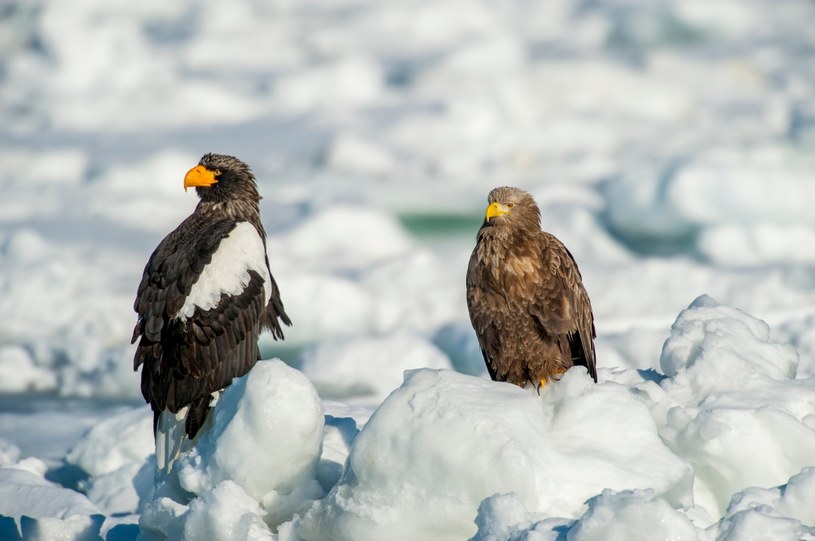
top-left (5, 298), bottom-right (815, 540)
top-left (2, 0), bottom-right (815, 538)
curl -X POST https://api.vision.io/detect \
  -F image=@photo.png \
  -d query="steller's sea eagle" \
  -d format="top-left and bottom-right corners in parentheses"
top-left (132, 153), bottom-right (291, 472)
top-left (466, 186), bottom-right (597, 389)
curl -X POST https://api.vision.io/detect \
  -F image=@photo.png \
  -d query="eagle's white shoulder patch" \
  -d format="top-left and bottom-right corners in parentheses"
top-left (176, 221), bottom-right (270, 320)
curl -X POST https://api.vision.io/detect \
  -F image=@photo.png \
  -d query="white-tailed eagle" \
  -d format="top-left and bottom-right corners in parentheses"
top-left (466, 186), bottom-right (597, 388)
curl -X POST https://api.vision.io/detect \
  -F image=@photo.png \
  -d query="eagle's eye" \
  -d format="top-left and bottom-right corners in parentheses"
top-left (214, 169), bottom-right (222, 177)
top-left (507, 202), bottom-right (515, 208)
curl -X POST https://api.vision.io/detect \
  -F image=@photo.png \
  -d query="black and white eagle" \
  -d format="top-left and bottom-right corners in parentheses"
top-left (132, 153), bottom-right (291, 472)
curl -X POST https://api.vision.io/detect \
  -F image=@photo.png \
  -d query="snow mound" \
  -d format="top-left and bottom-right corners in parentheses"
top-left (0, 465), bottom-right (103, 541)
top-left (470, 492), bottom-right (569, 541)
top-left (714, 467), bottom-right (815, 541)
top-left (3, 296), bottom-right (815, 540)
top-left (64, 405), bottom-right (154, 515)
top-left (66, 405), bottom-right (153, 478)
top-left (297, 368), bottom-right (692, 541)
top-left (654, 295), bottom-right (815, 517)
top-left (566, 489), bottom-right (700, 541)
top-left (175, 361), bottom-right (324, 503)
top-left (470, 489), bottom-right (701, 541)
top-left (660, 294), bottom-right (797, 385)
top-left (140, 360), bottom-right (324, 540)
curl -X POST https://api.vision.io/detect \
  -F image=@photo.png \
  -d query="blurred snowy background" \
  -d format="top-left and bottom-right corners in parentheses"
top-left (1, 0), bottom-right (815, 539)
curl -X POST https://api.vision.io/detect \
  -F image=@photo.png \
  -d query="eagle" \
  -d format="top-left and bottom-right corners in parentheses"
top-left (132, 153), bottom-right (291, 472)
top-left (466, 186), bottom-right (597, 389)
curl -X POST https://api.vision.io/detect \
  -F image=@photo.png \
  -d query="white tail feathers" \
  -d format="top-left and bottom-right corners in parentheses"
top-left (155, 407), bottom-right (190, 473)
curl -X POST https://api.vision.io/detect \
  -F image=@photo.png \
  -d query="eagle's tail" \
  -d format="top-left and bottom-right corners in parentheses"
top-left (155, 407), bottom-right (189, 473)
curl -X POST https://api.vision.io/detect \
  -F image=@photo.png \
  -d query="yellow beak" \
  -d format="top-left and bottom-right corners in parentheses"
top-left (485, 202), bottom-right (508, 221)
top-left (183, 165), bottom-right (218, 192)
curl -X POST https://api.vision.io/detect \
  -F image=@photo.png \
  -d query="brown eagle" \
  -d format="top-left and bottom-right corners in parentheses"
top-left (466, 186), bottom-right (596, 388)
top-left (132, 153), bottom-right (291, 472)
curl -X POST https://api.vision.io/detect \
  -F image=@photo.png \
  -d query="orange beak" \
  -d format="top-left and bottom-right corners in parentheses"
top-left (183, 165), bottom-right (218, 192)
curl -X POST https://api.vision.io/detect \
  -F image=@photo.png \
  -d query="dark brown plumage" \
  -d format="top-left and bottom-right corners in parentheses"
top-left (466, 186), bottom-right (597, 388)
top-left (132, 153), bottom-right (291, 470)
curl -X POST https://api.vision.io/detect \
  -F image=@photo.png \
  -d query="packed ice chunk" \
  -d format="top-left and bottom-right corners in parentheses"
top-left (297, 368), bottom-right (691, 541)
top-left (566, 489), bottom-right (700, 541)
top-left (139, 360), bottom-right (324, 540)
top-left (66, 405), bottom-right (153, 478)
top-left (176, 361), bottom-right (324, 503)
top-left (0, 466), bottom-right (103, 540)
top-left (657, 295), bottom-right (815, 517)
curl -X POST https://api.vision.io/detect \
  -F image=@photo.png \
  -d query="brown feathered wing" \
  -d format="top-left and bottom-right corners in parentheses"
top-left (527, 233), bottom-right (596, 382)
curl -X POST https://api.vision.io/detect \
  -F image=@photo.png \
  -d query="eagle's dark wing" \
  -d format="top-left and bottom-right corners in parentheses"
top-left (260, 253), bottom-right (291, 339)
top-left (132, 217), bottom-right (266, 438)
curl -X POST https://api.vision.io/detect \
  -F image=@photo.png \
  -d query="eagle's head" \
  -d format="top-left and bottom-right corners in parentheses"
top-left (482, 186), bottom-right (541, 231)
top-left (183, 153), bottom-right (259, 205)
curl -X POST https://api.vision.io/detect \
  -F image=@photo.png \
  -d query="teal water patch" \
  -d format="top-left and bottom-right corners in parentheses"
top-left (397, 212), bottom-right (481, 243)
top-left (261, 342), bottom-right (307, 367)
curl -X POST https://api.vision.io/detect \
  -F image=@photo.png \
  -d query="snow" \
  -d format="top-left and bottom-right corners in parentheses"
top-left (174, 361), bottom-right (323, 505)
top-left (2, 0), bottom-right (815, 538)
top-left (0, 465), bottom-right (103, 540)
top-left (139, 361), bottom-right (324, 540)
top-left (3, 298), bottom-right (815, 539)
top-left (713, 468), bottom-right (815, 541)
top-left (655, 296), bottom-right (815, 517)
top-left (269, 206), bottom-right (415, 274)
top-left (296, 368), bottom-right (691, 541)
top-left (297, 333), bottom-right (453, 403)
top-left (564, 489), bottom-right (701, 541)
top-left (0, 345), bottom-right (57, 393)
